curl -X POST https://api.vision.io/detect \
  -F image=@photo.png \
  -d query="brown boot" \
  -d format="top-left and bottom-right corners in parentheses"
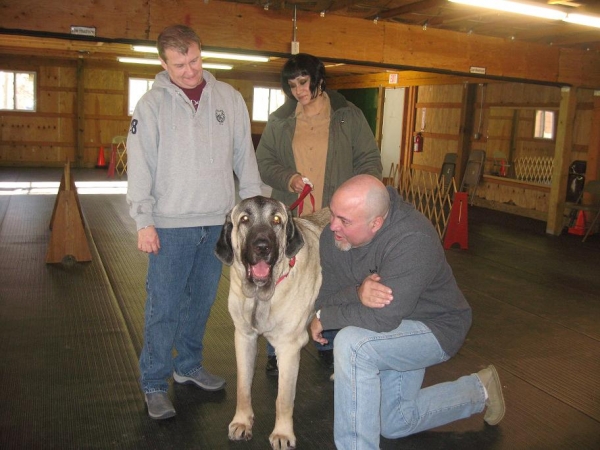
top-left (477, 365), bottom-right (505, 425)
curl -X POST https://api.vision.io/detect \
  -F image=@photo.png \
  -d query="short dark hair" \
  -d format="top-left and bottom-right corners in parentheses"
top-left (157, 25), bottom-right (201, 63)
top-left (280, 53), bottom-right (326, 100)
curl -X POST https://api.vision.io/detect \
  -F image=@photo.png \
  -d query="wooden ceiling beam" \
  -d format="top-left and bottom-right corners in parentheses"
top-left (369, 0), bottom-right (447, 21)
top-left (1, 0), bottom-right (599, 88)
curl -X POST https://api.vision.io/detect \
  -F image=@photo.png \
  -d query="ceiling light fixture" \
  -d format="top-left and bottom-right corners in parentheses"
top-left (198, 63), bottom-right (234, 70)
top-left (132, 46), bottom-right (269, 62)
top-left (564, 12), bottom-right (600, 28)
top-left (201, 51), bottom-right (269, 62)
top-left (118, 57), bottom-right (232, 69)
top-left (117, 57), bottom-right (161, 65)
top-left (132, 45), bottom-right (157, 53)
top-left (449, 0), bottom-right (600, 30)
top-left (448, 0), bottom-right (567, 20)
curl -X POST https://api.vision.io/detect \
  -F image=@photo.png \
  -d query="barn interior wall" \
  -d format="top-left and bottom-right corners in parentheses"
top-left (1, 55), bottom-right (596, 224)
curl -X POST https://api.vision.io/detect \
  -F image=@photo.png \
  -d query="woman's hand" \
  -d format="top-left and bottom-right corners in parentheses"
top-left (289, 174), bottom-right (306, 194)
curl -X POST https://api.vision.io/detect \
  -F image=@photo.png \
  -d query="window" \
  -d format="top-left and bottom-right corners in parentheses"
top-left (534, 110), bottom-right (555, 140)
top-left (128, 78), bottom-right (154, 115)
top-left (252, 87), bottom-right (286, 121)
top-left (0, 71), bottom-right (36, 111)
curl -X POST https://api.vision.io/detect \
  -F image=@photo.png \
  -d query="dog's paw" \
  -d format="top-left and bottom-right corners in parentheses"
top-left (269, 432), bottom-right (296, 450)
top-left (228, 421), bottom-right (253, 441)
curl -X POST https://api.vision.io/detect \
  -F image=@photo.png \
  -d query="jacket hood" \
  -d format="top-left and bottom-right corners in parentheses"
top-left (152, 70), bottom-right (216, 92)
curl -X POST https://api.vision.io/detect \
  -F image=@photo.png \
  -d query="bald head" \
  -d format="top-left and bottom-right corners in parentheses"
top-left (334, 175), bottom-right (390, 221)
top-left (329, 175), bottom-right (390, 249)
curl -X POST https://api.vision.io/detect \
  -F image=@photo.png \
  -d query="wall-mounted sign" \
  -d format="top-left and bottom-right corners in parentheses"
top-left (469, 66), bottom-right (486, 75)
top-left (70, 26), bottom-right (96, 37)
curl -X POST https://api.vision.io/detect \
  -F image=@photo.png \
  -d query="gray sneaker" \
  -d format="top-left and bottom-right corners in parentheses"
top-left (145, 392), bottom-right (176, 420)
top-left (173, 368), bottom-right (226, 391)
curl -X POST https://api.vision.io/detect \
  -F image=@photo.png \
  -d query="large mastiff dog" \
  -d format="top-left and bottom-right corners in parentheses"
top-left (215, 196), bottom-right (328, 450)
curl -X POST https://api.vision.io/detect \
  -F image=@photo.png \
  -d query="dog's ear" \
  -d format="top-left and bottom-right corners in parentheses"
top-left (215, 213), bottom-right (234, 265)
top-left (285, 209), bottom-right (304, 258)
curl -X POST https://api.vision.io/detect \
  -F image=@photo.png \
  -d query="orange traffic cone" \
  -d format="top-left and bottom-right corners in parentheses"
top-left (95, 146), bottom-right (107, 168)
top-left (568, 210), bottom-right (587, 236)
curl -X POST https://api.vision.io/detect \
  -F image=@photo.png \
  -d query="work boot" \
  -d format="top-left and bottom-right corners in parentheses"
top-left (173, 367), bottom-right (226, 391)
top-left (145, 392), bottom-right (176, 420)
top-left (477, 364), bottom-right (505, 425)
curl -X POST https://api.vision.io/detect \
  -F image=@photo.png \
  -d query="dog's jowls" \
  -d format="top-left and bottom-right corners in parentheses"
top-left (215, 196), bottom-right (327, 450)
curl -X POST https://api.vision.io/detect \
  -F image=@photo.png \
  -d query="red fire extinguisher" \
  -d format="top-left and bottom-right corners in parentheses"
top-left (413, 132), bottom-right (423, 152)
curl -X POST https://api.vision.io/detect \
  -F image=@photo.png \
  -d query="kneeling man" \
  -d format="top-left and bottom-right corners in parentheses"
top-left (310, 174), bottom-right (505, 449)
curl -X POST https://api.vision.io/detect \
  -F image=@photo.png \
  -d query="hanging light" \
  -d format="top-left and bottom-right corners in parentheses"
top-left (131, 46), bottom-right (269, 62)
top-left (118, 57), bottom-right (233, 70)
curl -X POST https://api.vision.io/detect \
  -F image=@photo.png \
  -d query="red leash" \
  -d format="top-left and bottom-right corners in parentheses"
top-left (277, 182), bottom-right (314, 285)
top-left (288, 183), bottom-right (315, 216)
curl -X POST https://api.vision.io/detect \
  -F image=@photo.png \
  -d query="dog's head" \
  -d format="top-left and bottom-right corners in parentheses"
top-left (215, 196), bottom-right (304, 300)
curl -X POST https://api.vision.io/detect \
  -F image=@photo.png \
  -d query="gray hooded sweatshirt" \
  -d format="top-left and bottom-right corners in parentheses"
top-left (126, 70), bottom-right (263, 230)
top-left (316, 187), bottom-right (472, 357)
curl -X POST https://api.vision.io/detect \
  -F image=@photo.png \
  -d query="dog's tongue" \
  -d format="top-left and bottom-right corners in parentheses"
top-left (251, 261), bottom-right (271, 278)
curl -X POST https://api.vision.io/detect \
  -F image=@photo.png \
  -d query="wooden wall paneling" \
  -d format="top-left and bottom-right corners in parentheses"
top-left (485, 82), bottom-right (561, 106)
top-left (82, 65), bottom-right (129, 165)
top-left (478, 179), bottom-right (550, 213)
top-left (536, 191), bottom-right (551, 213)
top-left (414, 84), bottom-right (460, 170)
top-left (39, 63), bottom-right (77, 89)
top-left (547, 87), bottom-right (578, 235)
top-left (572, 101), bottom-right (592, 166)
top-left (327, 72), bottom-right (487, 91)
top-left (85, 67), bottom-right (124, 90)
top-left (1, 0), bottom-right (148, 41)
top-left (558, 48), bottom-right (600, 90)
top-left (37, 89), bottom-right (75, 115)
top-left (486, 109), bottom-right (512, 160)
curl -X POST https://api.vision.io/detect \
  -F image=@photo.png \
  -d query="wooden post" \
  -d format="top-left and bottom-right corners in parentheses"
top-left (546, 86), bottom-right (577, 235)
top-left (46, 161), bottom-right (92, 264)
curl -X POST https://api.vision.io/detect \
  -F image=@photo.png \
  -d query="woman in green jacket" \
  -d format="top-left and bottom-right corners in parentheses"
top-left (255, 53), bottom-right (382, 375)
top-left (256, 53), bottom-right (382, 215)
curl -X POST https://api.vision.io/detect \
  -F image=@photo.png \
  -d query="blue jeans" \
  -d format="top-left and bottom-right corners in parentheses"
top-left (333, 320), bottom-right (486, 450)
top-left (266, 329), bottom-right (338, 356)
top-left (139, 226), bottom-right (223, 393)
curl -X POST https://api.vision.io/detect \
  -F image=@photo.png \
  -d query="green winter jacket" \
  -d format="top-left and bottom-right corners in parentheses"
top-left (256, 90), bottom-right (382, 209)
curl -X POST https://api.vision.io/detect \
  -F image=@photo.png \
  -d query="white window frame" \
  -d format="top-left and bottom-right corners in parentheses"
top-left (252, 86), bottom-right (286, 122)
top-left (128, 77), bottom-right (154, 115)
top-left (0, 70), bottom-right (36, 111)
top-left (534, 109), bottom-right (556, 140)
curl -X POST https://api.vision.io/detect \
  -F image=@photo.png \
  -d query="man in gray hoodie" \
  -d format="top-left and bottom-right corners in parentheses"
top-left (126, 24), bottom-right (263, 420)
top-left (310, 175), bottom-right (505, 449)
